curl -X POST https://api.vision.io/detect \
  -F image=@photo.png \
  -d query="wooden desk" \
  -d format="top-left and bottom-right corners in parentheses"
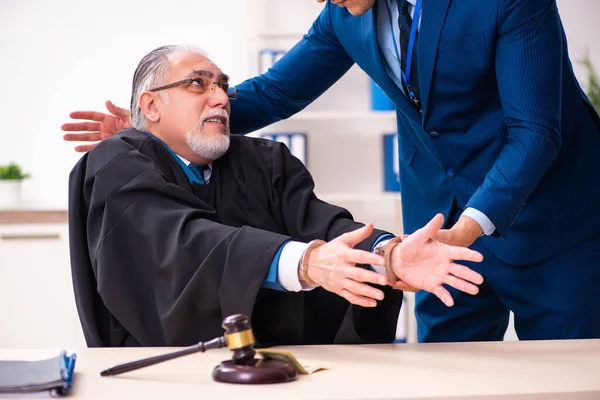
top-left (2, 340), bottom-right (599, 399)
top-left (0, 209), bottom-right (67, 224)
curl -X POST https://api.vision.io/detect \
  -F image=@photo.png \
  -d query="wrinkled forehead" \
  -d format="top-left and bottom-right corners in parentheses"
top-left (167, 51), bottom-right (228, 82)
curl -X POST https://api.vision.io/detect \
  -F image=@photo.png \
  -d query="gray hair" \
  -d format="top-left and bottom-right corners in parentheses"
top-left (130, 45), bottom-right (207, 131)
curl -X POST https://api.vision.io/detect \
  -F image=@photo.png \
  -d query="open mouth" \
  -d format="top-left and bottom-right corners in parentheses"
top-left (203, 116), bottom-right (227, 125)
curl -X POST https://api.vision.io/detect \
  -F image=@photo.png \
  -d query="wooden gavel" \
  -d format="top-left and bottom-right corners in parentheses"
top-left (100, 314), bottom-right (297, 384)
top-left (100, 314), bottom-right (255, 376)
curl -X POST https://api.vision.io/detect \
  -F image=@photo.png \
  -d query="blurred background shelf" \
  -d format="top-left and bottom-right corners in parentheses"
top-left (289, 111), bottom-right (396, 121)
top-left (317, 192), bottom-right (403, 237)
top-left (249, 32), bottom-right (306, 40)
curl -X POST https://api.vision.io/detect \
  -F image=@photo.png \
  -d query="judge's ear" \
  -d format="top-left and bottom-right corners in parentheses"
top-left (139, 92), bottom-right (161, 123)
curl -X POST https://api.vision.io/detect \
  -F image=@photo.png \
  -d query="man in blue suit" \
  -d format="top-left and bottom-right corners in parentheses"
top-left (63, 0), bottom-right (600, 342)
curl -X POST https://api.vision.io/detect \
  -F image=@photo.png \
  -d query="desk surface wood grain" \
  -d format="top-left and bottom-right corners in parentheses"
top-left (1, 339), bottom-right (599, 399)
top-left (0, 209), bottom-right (67, 224)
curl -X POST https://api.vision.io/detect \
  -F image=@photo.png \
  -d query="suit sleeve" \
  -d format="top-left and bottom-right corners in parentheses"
top-left (85, 147), bottom-right (290, 346)
top-left (465, 0), bottom-right (562, 236)
top-left (230, 2), bottom-right (355, 134)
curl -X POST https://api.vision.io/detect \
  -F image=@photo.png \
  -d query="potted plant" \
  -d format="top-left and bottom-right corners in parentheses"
top-left (0, 162), bottom-right (30, 208)
top-left (580, 52), bottom-right (600, 114)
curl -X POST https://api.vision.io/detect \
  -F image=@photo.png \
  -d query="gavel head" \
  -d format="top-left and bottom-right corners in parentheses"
top-left (222, 314), bottom-right (256, 365)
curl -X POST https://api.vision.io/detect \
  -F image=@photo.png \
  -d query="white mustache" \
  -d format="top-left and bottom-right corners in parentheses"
top-left (199, 108), bottom-right (229, 126)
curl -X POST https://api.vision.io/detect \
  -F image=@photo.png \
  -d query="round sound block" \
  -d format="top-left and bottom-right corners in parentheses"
top-left (212, 358), bottom-right (297, 384)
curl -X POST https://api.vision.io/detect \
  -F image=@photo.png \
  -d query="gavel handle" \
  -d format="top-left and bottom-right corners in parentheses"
top-left (100, 336), bottom-right (226, 376)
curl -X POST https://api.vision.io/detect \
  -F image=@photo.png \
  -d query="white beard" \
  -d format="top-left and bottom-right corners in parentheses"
top-left (185, 110), bottom-right (231, 161)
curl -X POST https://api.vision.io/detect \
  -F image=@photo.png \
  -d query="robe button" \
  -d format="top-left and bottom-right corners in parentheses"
top-left (446, 168), bottom-right (456, 179)
top-left (429, 131), bottom-right (440, 138)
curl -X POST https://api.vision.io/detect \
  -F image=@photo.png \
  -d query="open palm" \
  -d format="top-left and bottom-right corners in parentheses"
top-left (392, 214), bottom-right (484, 307)
top-left (306, 224), bottom-right (390, 308)
top-left (62, 100), bottom-right (131, 152)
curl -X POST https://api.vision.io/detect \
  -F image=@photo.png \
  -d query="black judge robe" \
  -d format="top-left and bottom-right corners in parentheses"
top-left (68, 128), bottom-right (402, 347)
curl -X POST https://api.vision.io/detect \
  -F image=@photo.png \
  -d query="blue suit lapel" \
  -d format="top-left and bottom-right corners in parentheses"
top-left (418, 0), bottom-right (451, 118)
top-left (358, 4), bottom-right (445, 163)
top-left (359, 4), bottom-right (419, 119)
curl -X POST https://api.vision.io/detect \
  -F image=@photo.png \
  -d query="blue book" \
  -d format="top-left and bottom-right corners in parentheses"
top-left (371, 80), bottom-right (394, 111)
top-left (259, 49), bottom-right (288, 74)
top-left (383, 133), bottom-right (400, 192)
top-left (260, 133), bottom-right (308, 166)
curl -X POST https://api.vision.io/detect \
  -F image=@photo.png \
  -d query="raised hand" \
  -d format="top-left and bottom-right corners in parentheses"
top-left (391, 214), bottom-right (484, 307)
top-left (305, 223), bottom-right (389, 308)
top-left (62, 100), bottom-right (131, 152)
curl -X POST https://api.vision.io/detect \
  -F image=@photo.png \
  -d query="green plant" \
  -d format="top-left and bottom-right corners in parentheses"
top-left (580, 52), bottom-right (600, 114)
top-left (0, 163), bottom-right (30, 180)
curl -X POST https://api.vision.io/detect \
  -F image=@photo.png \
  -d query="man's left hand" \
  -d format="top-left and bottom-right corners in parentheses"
top-left (434, 216), bottom-right (483, 248)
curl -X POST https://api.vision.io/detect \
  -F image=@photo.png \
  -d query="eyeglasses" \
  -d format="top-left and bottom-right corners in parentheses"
top-left (149, 77), bottom-right (238, 99)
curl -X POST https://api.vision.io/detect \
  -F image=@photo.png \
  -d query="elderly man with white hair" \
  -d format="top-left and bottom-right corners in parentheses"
top-left (68, 45), bottom-right (483, 347)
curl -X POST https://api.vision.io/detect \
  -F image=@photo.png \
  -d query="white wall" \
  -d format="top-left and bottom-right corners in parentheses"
top-left (0, 0), bottom-right (599, 208)
top-left (0, 0), bottom-right (250, 208)
top-left (557, 0), bottom-right (600, 84)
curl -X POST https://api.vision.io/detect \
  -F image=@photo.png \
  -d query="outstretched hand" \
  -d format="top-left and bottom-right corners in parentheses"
top-left (62, 100), bottom-right (131, 152)
top-left (391, 214), bottom-right (484, 307)
top-left (305, 223), bottom-right (389, 308)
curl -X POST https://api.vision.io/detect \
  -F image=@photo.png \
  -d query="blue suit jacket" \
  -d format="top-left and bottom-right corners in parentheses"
top-left (231, 0), bottom-right (600, 266)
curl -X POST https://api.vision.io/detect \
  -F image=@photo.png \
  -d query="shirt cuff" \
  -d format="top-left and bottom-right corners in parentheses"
top-left (370, 234), bottom-right (395, 276)
top-left (278, 241), bottom-right (313, 292)
top-left (462, 207), bottom-right (496, 236)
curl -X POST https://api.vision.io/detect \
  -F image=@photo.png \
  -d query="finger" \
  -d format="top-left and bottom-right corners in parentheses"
top-left (61, 121), bottom-right (101, 132)
top-left (106, 100), bottom-right (130, 118)
top-left (400, 234), bottom-right (410, 240)
top-left (336, 223), bottom-right (374, 247)
top-left (394, 281), bottom-right (419, 292)
top-left (74, 143), bottom-right (97, 152)
top-left (449, 263), bottom-right (484, 285)
top-left (444, 275), bottom-right (479, 295)
top-left (411, 213), bottom-right (445, 243)
top-left (344, 267), bottom-right (388, 287)
top-left (433, 286), bottom-right (454, 307)
top-left (449, 246), bottom-right (484, 263)
top-left (343, 248), bottom-right (384, 266)
top-left (63, 133), bottom-right (102, 142)
top-left (343, 279), bottom-right (385, 301)
top-left (68, 111), bottom-right (109, 122)
top-left (338, 289), bottom-right (377, 308)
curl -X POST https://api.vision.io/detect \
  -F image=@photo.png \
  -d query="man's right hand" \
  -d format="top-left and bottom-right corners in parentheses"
top-left (62, 100), bottom-right (131, 152)
top-left (304, 223), bottom-right (390, 308)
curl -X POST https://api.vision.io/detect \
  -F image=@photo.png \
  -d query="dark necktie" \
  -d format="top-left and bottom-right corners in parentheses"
top-left (188, 164), bottom-right (206, 184)
top-left (397, 0), bottom-right (421, 109)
